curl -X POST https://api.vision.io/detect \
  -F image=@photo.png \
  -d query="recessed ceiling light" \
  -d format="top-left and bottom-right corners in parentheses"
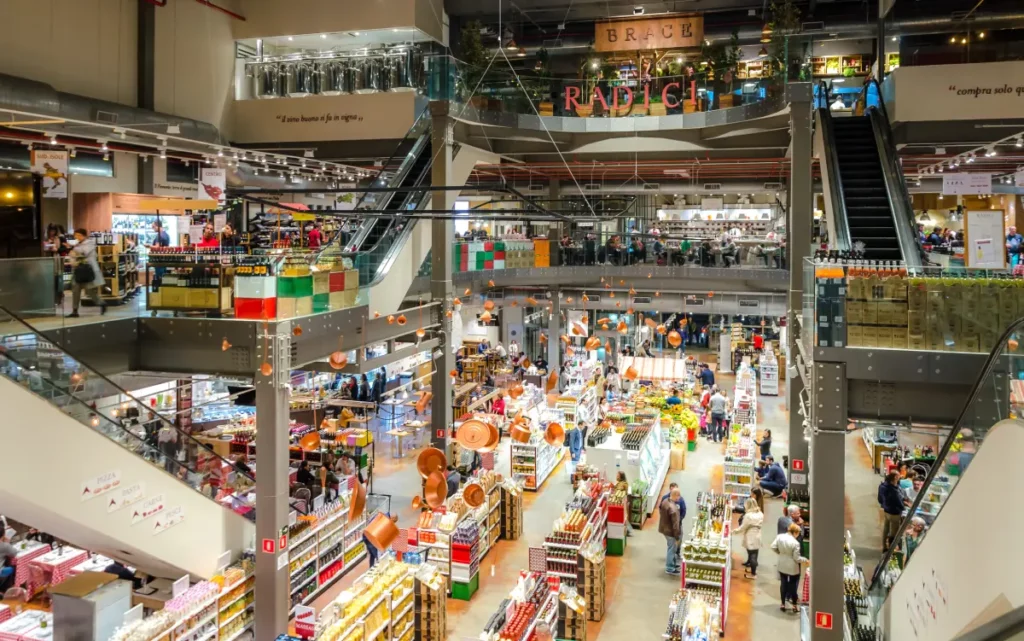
top-left (320, 34), bottom-right (327, 39)
top-left (353, 32), bottom-right (360, 36)
top-left (287, 36), bottom-right (294, 41)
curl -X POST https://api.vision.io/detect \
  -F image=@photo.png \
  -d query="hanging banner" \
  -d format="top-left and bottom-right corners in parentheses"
top-left (31, 150), bottom-right (69, 198)
top-left (943, 173), bottom-right (992, 195)
top-left (199, 167), bottom-right (227, 205)
top-left (595, 14), bottom-right (704, 52)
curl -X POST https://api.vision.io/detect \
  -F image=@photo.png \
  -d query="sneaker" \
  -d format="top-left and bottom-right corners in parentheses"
top-left (101, 303), bottom-right (108, 315)
top-left (68, 312), bottom-right (80, 318)
top-left (667, 569), bottom-right (681, 576)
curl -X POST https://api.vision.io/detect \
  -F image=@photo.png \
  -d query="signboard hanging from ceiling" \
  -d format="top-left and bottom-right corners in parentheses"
top-left (595, 14), bottom-right (704, 52)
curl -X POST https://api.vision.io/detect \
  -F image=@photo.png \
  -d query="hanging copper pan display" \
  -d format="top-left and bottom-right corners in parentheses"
top-left (411, 495), bottom-right (423, 509)
top-left (526, 297), bottom-right (539, 305)
top-left (521, 358), bottom-right (531, 369)
top-left (624, 365), bottom-right (639, 380)
top-left (510, 423), bottom-right (532, 443)
top-left (417, 447), bottom-right (447, 478)
top-left (478, 422), bottom-right (501, 452)
top-left (416, 391), bottom-right (432, 414)
top-left (585, 336), bottom-right (601, 351)
top-left (657, 324), bottom-right (667, 335)
top-left (364, 512), bottom-right (400, 550)
top-left (644, 318), bottom-right (657, 328)
top-left (348, 482), bottom-right (366, 523)
top-left (298, 431), bottom-right (321, 451)
top-left (463, 482), bottom-right (486, 508)
top-left (456, 419), bottom-right (490, 450)
top-left (329, 351), bottom-right (348, 370)
top-left (539, 333), bottom-right (548, 344)
top-left (546, 371), bottom-right (558, 391)
top-left (668, 330), bottom-right (683, 347)
top-left (597, 317), bottom-right (611, 325)
top-left (483, 299), bottom-right (495, 311)
top-left (560, 334), bottom-right (571, 346)
top-left (424, 470), bottom-right (448, 508)
top-left (396, 314), bottom-right (407, 326)
top-left (509, 383), bottom-right (524, 399)
top-left (617, 320), bottom-right (628, 334)
top-left (544, 422), bottom-right (565, 447)
top-left (480, 310), bottom-right (493, 323)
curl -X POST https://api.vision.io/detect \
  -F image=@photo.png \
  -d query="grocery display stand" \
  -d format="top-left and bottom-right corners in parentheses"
top-left (477, 573), bottom-right (558, 641)
top-left (541, 483), bottom-right (609, 624)
top-left (511, 435), bottom-right (565, 491)
top-left (680, 491), bottom-right (733, 637)
top-left (758, 348), bottom-right (779, 396)
top-left (724, 369), bottom-right (758, 508)
top-left (586, 418), bottom-right (669, 521)
top-left (310, 558), bottom-right (420, 641)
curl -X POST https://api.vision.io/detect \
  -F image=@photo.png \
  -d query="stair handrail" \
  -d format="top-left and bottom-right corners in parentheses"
top-left (869, 316), bottom-right (1024, 590)
top-left (815, 107), bottom-right (853, 251)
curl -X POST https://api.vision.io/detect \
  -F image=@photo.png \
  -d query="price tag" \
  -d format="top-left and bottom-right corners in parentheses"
top-left (123, 604), bottom-right (143, 625)
top-left (289, 510), bottom-right (297, 526)
top-left (215, 550), bottom-right (231, 573)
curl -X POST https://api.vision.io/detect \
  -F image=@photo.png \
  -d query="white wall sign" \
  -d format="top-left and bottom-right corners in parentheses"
top-left (213, 213), bottom-right (227, 231)
top-left (81, 470), bottom-right (122, 501)
top-left (31, 150), bottom-right (68, 198)
top-left (892, 62), bottom-right (1024, 122)
top-left (964, 209), bottom-right (1007, 269)
top-left (153, 506), bottom-right (185, 535)
top-left (216, 550), bottom-right (232, 573)
top-left (791, 472), bottom-right (807, 485)
top-left (130, 494), bottom-right (165, 525)
top-left (107, 482), bottom-right (145, 513)
top-left (943, 173), bottom-right (992, 195)
top-left (198, 167), bottom-right (227, 204)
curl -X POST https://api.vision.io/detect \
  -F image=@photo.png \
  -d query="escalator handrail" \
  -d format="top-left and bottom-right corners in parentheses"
top-left (816, 107), bottom-right (854, 251)
top-left (0, 305), bottom-right (258, 488)
top-left (868, 315), bottom-right (1024, 589)
top-left (867, 106), bottom-right (924, 270)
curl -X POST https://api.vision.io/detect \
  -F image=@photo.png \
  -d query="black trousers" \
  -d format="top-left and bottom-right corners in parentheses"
top-left (746, 549), bottom-right (759, 575)
top-left (779, 572), bottom-right (800, 605)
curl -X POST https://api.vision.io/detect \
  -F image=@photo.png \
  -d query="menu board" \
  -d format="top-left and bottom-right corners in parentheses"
top-left (963, 209), bottom-right (1006, 269)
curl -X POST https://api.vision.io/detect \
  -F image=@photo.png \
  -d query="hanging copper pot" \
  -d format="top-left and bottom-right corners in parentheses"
top-left (364, 512), bottom-right (400, 550)
top-left (329, 351), bottom-right (348, 370)
top-left (544, 422), bottom-right (565, 447)
top-left (480, 310), bottom-right (493, 323)
top-left (464, 288), bottom-right (472, 296)
top-left (299, 431), bottom-right (321, 451)
top-left (511, 300), bottom-right (518, 307)
top-left (488, 280), bottom-right (495, 287)
top-left (449, 368), bottom-right (459, 378)
top-left (609, 291), bottom-right (615, 298)
top-left (617, 320), bottom-right (628, 334)
top-left (221, 338), bottom-right (232, 351)
top-left (560, 334), bottom-right (571, 346)
top-left (453, 297), bottom-right (462, 306)
top-left (396, 314), bottom-right (407, 326)
top-left (424, 470), bottom-right (448, 508)
top-left (415, 391), bottom-right (432, 414)
top-left (624, 365), bottom-right (639, 380)
top-left (546, 371), bottom-right (559, 391)
top-left (511, 423), bottom-right (532, 443)
top-left (348, 482), bottom-right (367, 523)
top-left (598, 317), bottom-right (611, 325)
top-left (627, 307), bottom-right (635, 315)
top-left (668, 330), bottom-right (683, 347)
top-left (644, 318), bottom-right (657, 328)
top-left (582, 294), bottom-right (590, 302)
top-left (581, 314), bottom-right (588, 325)
top-left (655, 291), bottom-right (661, 297)
top-left (416, 328), bottom-right (426, 338)
top-left (647, 272), bottom-right (653, 278)
top-left (539, 333), bottom-right (548, 344)
top-left (604, 340), bottom-right (612, 352)
top-left (657, 324), bottom-right (667, 335)
top-left (463, 482), bottom-right (486, 508)
top-left (387, 315), bottom-right (396, 324)
top-left (260, 362), bottom-right (273, 376)
top-left (456, 418), bottom-right (490, 450)
top-left (411, 495), bottom-right (423, 509)
top-left (526, 296), bottom-right (539, 305)
top-left (374, 311), bottom-right (382, 318)
top-left (600, 323), bottom-right (609, 330)
top-left (565, 346), bottom-right (574, 357)
top-left (509, 383), bottom-right (524, 399)
top-left (521, 358), bottom-right (532, 369)
top-left (616, 302), bottom-right (622, 308)
top-left (566, 296), bottom-right (574, 304)
top-left (629, 286), bottom-right (636, 295)
top-left (417, 447), bottom-right (447, 478)
top-left (573, 322), bottom-right (586, 335)
top-left (478, 423), bottom-right (501, 452)
top-left (293, 326), bottom-right (304, 337)
top-left (585, 336), bottom-right (601, 351)
top-left (483, 299), bottom-right (495, 311)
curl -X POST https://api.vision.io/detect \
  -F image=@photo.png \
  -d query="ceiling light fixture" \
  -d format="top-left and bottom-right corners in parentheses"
top-left (1016, 136), bottom-right (1023, 148)
top-left (320, 33), bottom-right (327, 39)
top-left (517, 47), bottom-right (526, 57)
top-left (100, 141), bottom-right (108, 152)
top-left (49, 134), bottom-right (58, 145)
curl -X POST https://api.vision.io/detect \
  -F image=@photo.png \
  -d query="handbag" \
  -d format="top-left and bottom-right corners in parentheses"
top-left (73, 262), bottom-right (95, 284)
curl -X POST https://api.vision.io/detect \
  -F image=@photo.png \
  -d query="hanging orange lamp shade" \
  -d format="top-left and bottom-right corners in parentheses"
top-left (668, 330), bottom-right (683, 347)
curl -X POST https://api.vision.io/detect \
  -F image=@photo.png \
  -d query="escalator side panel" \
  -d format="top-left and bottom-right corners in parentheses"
top-left (0, 375), bottom-right (252, 578)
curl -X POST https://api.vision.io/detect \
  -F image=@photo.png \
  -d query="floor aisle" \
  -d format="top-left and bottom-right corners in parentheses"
top-left (304, 379), bottom-right (800, 641)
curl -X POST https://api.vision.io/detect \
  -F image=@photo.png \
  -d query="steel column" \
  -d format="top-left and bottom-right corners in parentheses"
top-left (547, 291), bottom-right (561, 377)
top-left (787, 82), bottom-right (813, 488)
top-left (253, 322), bottom-right (291, 641)
top-left (429, 101), bottom-right (455, 453)
top-left (809, 361), bottom-right (847, 641)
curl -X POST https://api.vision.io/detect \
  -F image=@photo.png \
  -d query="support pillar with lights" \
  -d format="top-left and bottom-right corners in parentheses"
top-left (253, 321), bottom-right (290, 641)
top-left (787, 82), bottom-right (812, 490)
top-left (808, 361), bottom-right (847, 641)
top-left (547, 290), bottom-right (561, 378)
top-left (429, 101), bottom-right (455, 453)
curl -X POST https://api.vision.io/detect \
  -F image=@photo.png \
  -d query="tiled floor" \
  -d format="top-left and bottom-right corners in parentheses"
top-left (301, 376), bottom-right (800, 641)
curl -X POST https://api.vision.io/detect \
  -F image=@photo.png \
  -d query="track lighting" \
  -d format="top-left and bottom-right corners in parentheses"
top-left (49, 134), bottom-right (58, 145)
top-left (100, 142), bottom-right (108, 152)
top-left (160, 148), bottom-right (167, 159)
top-left (141, 154), bottom-right (148, 163)
top-left (69, 148), bottom-right (76, 158)
top-left (1016, 137), bottom-right (1022, 148)
top-left (217, 149), bottom-right (224, 157)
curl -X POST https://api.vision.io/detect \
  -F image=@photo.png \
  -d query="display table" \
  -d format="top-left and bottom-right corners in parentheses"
top-left (510, 436), bottom-right (564, 491)
top-left (586, 419), bottom-right (669, 519)
top-left (861, 426), bottom-right (898, 473)
top-left (27, 546), bottom-right (89, 594)
top-left (0, 611), bottom-right (52, 641)
top-left (680, 491), bottom-right (733, 635)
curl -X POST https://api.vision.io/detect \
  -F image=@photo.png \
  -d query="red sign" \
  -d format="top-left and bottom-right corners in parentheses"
top-left (815, 612), bottom-right (833, 630)
top-left (279, 534), bottom-right (288, 550)
top-left (262, 538), bottom-right (275, 554)
top-left (294, 605), bottom-right (316, 639)
top-left (436, 429), bottom-right (445, 439)
top-left (565, 82), bottom-right (698, 113)
top-left (792, 459), bottom-right (806, 472)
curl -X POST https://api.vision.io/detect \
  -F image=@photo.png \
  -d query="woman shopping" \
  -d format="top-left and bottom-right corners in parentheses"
top-left (734, 497), bottom-right (763, 577)
top-left (69, 229), bottom-right (107, 317)
top-left (771, 523), bottom-right (808, 613)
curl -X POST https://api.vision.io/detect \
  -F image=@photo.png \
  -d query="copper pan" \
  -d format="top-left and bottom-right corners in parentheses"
top-left (363, 513), bottom-right (399, 550)
top-left (415, 391), bottom-right (432, 414)
top-left (521, 358), bottom-right (531, 369)
top-left (509, 383), bottom-right (524, 400)
top-left (411, 495), bottom-right (423, 509)
top-left (424, 470), bottom-right (448, 508)
top-left (624, 365), bottom-right (639, 380)
top-left (417, 447), bottom-right (447, 479)
top-left (510, 423), bottom-right (532, 443)
top-left (585, 336), bottom-right (601, 351)
top-left (546, 371), bottom-right (559, 391)
top-left (456, 419), bottom-right (490, 450)
top-left (477, 422), bottom-right (501, 452)
top-left (298, 431), bottom-right (321, 451)
top-left (348, 481), bottom-right (366, 523)
top-left (644, 318), bottom-right (657, 328)
top-left (544, 422), bottom-right (565, 447)
top-left (463, 482), bottom-right (486, 508)
top-left (667, 330), bottom-right (682, 347)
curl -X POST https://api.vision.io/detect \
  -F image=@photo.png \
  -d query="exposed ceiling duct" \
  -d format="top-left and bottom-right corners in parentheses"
top-left (0, 73), bottom-right (223, 146)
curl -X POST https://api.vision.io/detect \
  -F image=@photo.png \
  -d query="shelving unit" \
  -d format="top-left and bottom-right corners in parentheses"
top-left (860, 426), bottom-right (898, 474)
top-left (587, 419), bottom-right (669, 519)
top-left (759, 350), bottom-right (779, 396)
top-left (511, 438), bottom-right (565, 491)
top-left (96, 243), bottom-right (140, 304)
top-left (680, 492), bottom-right (733, 636)
top-left (285, 501), bottom-right (368, 613)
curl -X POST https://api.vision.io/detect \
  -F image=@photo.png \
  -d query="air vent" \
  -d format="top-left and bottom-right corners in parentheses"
top-left (801, 21), bottom-right (825, 32)
top-left (94, 110), bottom-right (119, 125)
top-left (702, 183), bottom-right (722, 191)
top-left (686, 296), bottom-right (705, 307)
top-left (763, 182), bottom-right (785, 190)
top-left (642, 183), bottom-right (661, 191)
top-left (739, 299), bottom-right (761, 309)
top-left (632, 296), bottom-right (652, 304)
top-left (584, 183), bottom-right (601, 191)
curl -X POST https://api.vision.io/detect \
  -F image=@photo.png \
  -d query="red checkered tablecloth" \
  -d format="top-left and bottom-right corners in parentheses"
top-left (0, 606), bottom-right (9, 624)
top-left (11, 544), bottom-right (50, 590)
top-left (801, 567), bottom-right (810, 604)
top-left (29, 547), bottom-right (89, 594)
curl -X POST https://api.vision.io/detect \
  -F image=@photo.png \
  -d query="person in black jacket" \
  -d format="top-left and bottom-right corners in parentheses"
top-left (357, 374), bottom-right (370, 402)
top-left (878, 472), bottom-right (909, 550)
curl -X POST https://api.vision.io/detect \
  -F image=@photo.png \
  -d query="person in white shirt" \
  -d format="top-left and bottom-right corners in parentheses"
top-left (495, 341), bottom-right (507, 360)
top-left (771, 523), bottom-right (808, 612)
top-left (708, 387), bottom-right (728, 443)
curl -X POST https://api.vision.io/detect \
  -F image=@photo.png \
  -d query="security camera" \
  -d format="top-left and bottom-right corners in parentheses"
top-left (633, 6), bottom-right (644, 14)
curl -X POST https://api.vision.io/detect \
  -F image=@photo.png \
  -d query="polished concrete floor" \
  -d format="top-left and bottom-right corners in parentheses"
top-left (302, 377), bottom-right (800, 641)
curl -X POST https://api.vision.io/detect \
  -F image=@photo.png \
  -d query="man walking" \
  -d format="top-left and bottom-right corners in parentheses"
top-left (708, 386), bottom-right (728, 443)
top-left (658, 487), bottom-right (683, 575)
top-left (878, 471), bottom-right (908, 550)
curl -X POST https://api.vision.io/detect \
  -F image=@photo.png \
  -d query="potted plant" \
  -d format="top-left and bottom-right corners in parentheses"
top-left (649, 95), bottom-right (667, 117)
top-left (534, 48), bottom-right (554, 115)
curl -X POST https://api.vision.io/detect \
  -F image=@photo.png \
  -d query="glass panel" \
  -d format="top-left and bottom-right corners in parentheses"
top-left (0, 306), bottom-right (256, 520)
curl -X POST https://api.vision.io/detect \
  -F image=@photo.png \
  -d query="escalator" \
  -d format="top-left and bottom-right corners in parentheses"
top-left (816, 81), bottom-right (922, 268)
top-left (867, 318), bottom-right (1024, 639)
top-left (0, 306), bottom-right (254, 578)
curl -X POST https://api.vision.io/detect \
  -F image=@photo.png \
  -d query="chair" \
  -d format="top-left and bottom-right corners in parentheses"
top-left (3, 587), bottom-right (28, 602)
top-left (27, 564), bottom-right (50, 606)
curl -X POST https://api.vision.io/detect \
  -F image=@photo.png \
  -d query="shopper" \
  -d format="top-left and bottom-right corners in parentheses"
top-left (904, 516), bottom-right (927, 560)
top-left (0, 533), bottom-right (17, 592)
top-left (699, 363), bottom-right (715, 388)
top-left (296, 460), bottom-right (316, 492)
top-left (495, 341), bottom-right (507, 360)
top-left (777, 504), bottom-right (803, 535)
top-left (665, 388), bottom-right (683, 406)
top-left (754, 429), bottom-right (773, 460)
top-left (446, 465), bottom-right (460, 497)
top-left (708, 386), bottom-right (728, 443)
top-left (157, 421), bottom-right (179, 474)
top-left (658, 488), bottom-right (683, 575)
top-left (1008, 226), bottom-right (1024, 267)
top-left (771, 522), bottom-right (807, 613)
top-left (659, 482), bottom-right (687, 526)
top-left (69, 229), bottom-right (107, 317)
top-left (220, 223), bottom-right (240, 248)
top-left (357, 374), bottom-right (371, 402)
top-left (734, 497), bottom-right (763, 577)
top-left (605, 367), bottom-right (621, 399)
top-left (103, 558), bottom-right (142, 589)
top-left (308, 222), bottom-right (323, 249)
top-left (878, 471), bottom-right (908, 550)
top-left (559, 364), bottom-right (571, 392)
top-left (758, 455), bottom-right (788, 497)
top-left (196, 223), bottom-right (219, 248)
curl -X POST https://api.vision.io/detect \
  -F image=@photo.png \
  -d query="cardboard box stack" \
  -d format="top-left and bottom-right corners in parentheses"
top-left (505, 240), bottom-right (535, 269)
top-left (556, 592), bottom-right (588, 641)
top-left (814, 264), bottom-right (847, 347)
top-left (277, 256), bottom-right (314, 319)
top-left (500, 485), bottom-right (523, 540)
top-left (845, 266), bottom-right (908, 349)
top-left (533, 239), bottom-right (551, 267)
top-left (606, 497), bottom-right (626, 556)
top-left (414, 568), bottom-right (447, 641)
top-left (579, 554), bottom-right (607, 622)
top-left (234, 263), bottom-right (277, 320)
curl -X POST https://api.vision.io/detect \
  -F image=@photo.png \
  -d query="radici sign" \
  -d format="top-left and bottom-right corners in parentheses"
top-left (565, 81), bottom-right (700, 112)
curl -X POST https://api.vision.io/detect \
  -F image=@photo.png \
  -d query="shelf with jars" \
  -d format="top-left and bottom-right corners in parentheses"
top-left (680, 491), bottom-right (733, 636)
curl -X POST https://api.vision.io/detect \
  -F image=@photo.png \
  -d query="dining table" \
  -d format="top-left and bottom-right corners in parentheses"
top-left (27, 547), bottom-right (89, 594)
top-left (0, 610), bottom-right (52, 641)
top-left (9, 544), bottom-right (49, 591)
top-left (67, 554), bottom-right (115, 577)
